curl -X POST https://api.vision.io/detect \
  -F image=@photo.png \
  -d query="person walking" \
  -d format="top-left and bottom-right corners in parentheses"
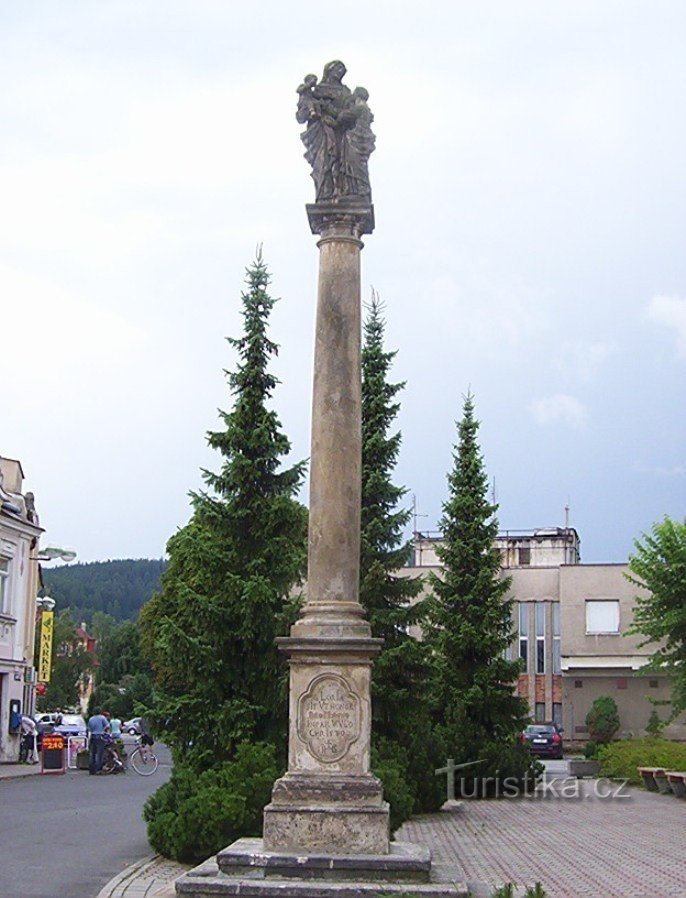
top-left (87, 708), bottom-right (109, 775)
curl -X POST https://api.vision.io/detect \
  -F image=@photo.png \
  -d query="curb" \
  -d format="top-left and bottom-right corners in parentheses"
top-left (95, 855), bottom-right (158, 898)
top-left (95, 854), bottom-right (189, 898)
top-left (0, 765), bottom-right (43, 781)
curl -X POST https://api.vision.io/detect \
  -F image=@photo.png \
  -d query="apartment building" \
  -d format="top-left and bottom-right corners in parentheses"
top-left (406, 528), bottom-right (685, 743)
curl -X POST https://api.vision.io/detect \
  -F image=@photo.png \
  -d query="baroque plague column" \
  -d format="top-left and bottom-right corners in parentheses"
top-left (176, 61), bottom-right (465, 898)
top-left (262, 58), bottom-right (386, 853)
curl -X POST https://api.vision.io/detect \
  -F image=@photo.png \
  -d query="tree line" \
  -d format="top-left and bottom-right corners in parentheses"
top-left (42, 559), bottom-right (166, 624)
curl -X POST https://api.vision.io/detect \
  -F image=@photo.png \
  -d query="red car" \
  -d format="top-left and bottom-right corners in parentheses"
top-left (521, 723), bottom-right (564, 759)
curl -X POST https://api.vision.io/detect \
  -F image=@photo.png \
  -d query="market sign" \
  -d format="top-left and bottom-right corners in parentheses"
top-left (38, 609), bottom-right (54, 683)
top-left (41, 732), bottom-right (66, 775)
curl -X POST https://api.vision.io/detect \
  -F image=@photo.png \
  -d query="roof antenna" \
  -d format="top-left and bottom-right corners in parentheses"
top-left (564, 501), bottom-right (570, 530)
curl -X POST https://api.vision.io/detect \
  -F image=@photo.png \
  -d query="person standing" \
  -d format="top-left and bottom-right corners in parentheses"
top-left (109, 714), bottom-right (122, 739)
top-left (87, 708), bottom-right (109, 775)
top-left (20, 715), bottom-right (38, 763)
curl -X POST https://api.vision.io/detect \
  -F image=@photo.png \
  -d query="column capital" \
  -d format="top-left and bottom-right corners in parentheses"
top-left (306, 202), bottom-right (375, 238)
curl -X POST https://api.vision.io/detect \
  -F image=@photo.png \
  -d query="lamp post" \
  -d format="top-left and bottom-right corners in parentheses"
top-left (32, 546), bottom-right (76, 712)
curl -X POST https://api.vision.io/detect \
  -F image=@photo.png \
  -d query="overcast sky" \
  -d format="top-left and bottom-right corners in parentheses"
top-left (2, 1), bottom-right (684, 565)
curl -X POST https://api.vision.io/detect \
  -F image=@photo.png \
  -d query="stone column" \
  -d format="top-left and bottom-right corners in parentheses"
top-left (262, 201), bottom-right (391, 855)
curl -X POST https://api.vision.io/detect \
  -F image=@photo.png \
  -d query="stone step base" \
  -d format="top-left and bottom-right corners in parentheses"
top-left (175, 862), bottom-right (468, 898)
top-left (218, 839), bottom-right (430, 882)
top-left (175, 847), bottom-right (469, 898)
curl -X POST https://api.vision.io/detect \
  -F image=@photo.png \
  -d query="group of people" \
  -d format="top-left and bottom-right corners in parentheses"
top-left (87, 709), bottom-right (122, 775)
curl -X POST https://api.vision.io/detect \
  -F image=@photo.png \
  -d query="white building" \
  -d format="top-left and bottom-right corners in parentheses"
top-left (0, 457), bottom-right (42, 763)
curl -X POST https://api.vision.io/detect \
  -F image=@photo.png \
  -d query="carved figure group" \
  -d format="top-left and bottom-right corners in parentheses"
top-left (296, 61), bottom-right (375, 204)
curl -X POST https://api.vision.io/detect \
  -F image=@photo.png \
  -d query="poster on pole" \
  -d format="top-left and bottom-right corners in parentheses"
top-left (38, 610), bottom-right (54, 683)
top-left (67, 736), bottom-right (87, 769)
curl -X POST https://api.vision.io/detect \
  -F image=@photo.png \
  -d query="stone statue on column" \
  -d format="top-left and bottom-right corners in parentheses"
top-left (296, 60), bottom-right (375, 206)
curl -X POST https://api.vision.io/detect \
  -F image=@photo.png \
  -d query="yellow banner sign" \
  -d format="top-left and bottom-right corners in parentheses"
top-left (38, 610), bottom-right (54, 683)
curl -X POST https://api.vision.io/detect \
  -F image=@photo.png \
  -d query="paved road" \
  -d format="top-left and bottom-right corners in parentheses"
top-left (0, 738), bottom-right (171, 898)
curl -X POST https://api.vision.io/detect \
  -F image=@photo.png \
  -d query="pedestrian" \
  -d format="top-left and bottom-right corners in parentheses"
top-left (109, 714), bottom-right (122, 739)
top-left (20, 715), bottom-right (38, 763)
top-left (87, 708), bottom-right (109, 775)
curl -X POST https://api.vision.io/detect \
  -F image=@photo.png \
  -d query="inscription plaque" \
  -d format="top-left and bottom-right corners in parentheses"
top-left (297, 673), bottom-right (362, 763)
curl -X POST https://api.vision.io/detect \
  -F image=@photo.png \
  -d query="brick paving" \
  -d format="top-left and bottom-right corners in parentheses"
top-left (83, 769), bottom-right (686, 897)
top-left (400, 775), bottom-right (686, 898)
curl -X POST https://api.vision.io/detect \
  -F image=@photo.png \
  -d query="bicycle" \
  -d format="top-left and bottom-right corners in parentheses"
top-left (101, 734), bottom-right (126, 774)
top-left (129, 735), bottom-right (158, 776)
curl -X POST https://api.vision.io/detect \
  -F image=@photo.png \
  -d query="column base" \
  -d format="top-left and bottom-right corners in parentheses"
top-left (174, 839), bottom-right (469, 897)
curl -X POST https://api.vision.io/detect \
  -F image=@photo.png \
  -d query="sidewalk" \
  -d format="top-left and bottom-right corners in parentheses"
top-left (0, 761), bottom-right (42, 779)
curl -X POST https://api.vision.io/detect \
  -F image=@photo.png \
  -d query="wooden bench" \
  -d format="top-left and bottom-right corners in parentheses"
top-left (666, 771), bottom-right (686, 798)
top-left (638, 766), bottom-right (666, 792)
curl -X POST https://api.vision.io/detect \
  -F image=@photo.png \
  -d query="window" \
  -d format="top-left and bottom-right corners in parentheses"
top-left (535, 702), bottom-right (546, 722)
top-left (552, 702), bottom-right (563, 727)
top-left (552, 602), bottom-right (561, 674)
top-left (586, 600), bottom-right (620, 634)
top-left (649, 679), bottom-right (659, 688)
top-left (518, 603), bottom-right (529, 672)
top-left (0, 558), bottom-right (9, 615)
top-left (535, 602), bottom-right (545, 673)
top-left (574, 679), bottom-right (583, 688)
top-left (616, 678), bottom-right (628, 690)
top-left (519, 546), bottom-right (531, 566)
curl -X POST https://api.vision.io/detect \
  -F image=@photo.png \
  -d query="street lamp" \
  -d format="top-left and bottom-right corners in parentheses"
top-left (35, 547), bottom-right (77, 563)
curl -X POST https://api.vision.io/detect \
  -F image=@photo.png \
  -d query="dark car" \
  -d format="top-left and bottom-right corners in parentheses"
top-left (521, 723), bottom-right (564, 759)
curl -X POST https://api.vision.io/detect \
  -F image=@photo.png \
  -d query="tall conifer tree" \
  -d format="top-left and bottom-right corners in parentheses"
top-left (425, 393), bottom-right (535, 792)
top-left (360, 294), bottom-right (442, 814)
top-left (140, 252), bottom-right (307, 770)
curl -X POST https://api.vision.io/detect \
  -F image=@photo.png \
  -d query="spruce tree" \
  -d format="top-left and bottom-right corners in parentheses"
top-left (360, 294), bottom-right (442, 814)
top-left (425, 393), bottom-right (535, 793)
top-left (140, 252), bottom-right (307, 771)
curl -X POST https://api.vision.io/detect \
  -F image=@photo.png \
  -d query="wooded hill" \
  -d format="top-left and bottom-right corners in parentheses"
top-left (42, 558), bottom-right (167, 624)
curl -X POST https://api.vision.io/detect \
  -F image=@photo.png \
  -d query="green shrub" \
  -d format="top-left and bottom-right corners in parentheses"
top-left (524, 886), bottom-right (547, 898)
top-left (597, 737), bottom-right (686, 786)
top-left (438, 738), bottom-right (542, 799)
top-left (583, 741), bottom-right (598, 760)
top-left (143, 742), bottom-right (280, 861)
top-left (372, 742), bottom-right (415, 833)
top-left (585, 696), bottom-right (620, 744)
top-left (490, 886), bottom-right (547, 898)
top-left (646, 708), bottom-right (665, 737)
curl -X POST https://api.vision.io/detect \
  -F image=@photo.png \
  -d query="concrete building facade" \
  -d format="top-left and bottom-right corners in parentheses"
top-left (407, 528), bottom-right (685, 743)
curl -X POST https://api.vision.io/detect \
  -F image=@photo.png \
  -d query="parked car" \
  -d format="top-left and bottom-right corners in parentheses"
top-left (55, 714), bottom-right (87, 738)
top-left (123, 717), bottom-right (143, 735)
top-left (34, 712), bottom-right (60, 730)
top-left (521, 723), bottom-right (564, 759)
